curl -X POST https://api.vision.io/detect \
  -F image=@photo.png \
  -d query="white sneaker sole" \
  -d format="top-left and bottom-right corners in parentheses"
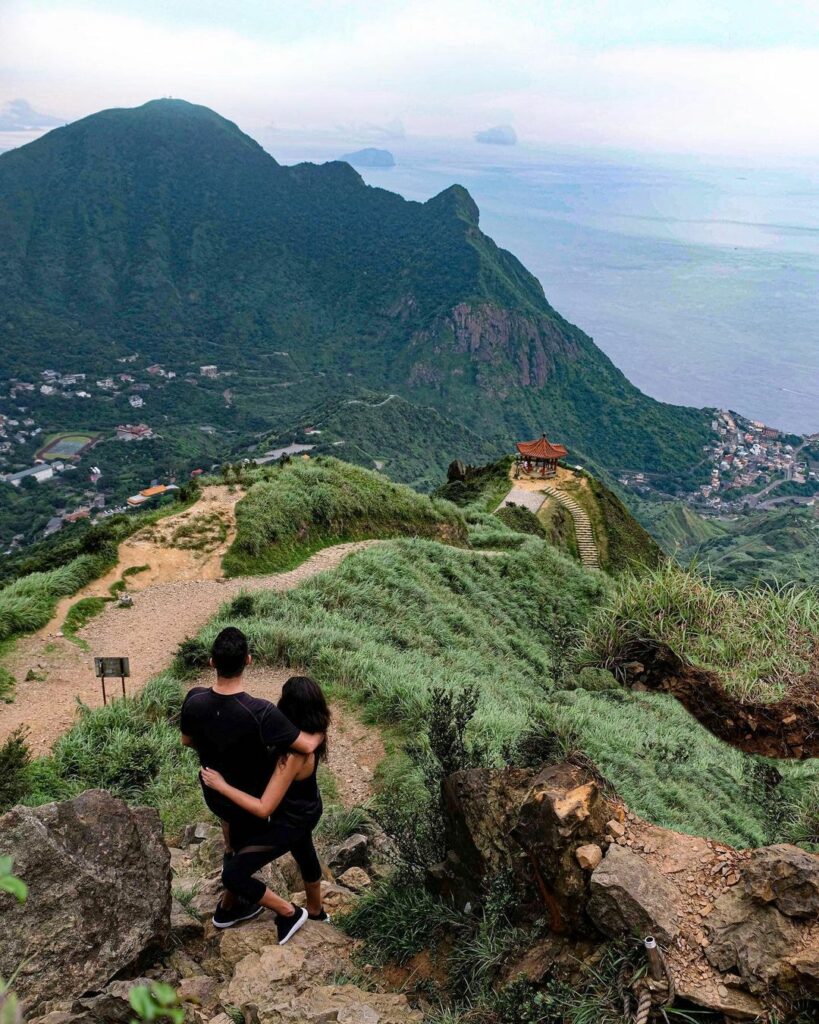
top-left (278, 906), bottom-right (308, 945)
top-left (212, 904), bottom-right (264, 929)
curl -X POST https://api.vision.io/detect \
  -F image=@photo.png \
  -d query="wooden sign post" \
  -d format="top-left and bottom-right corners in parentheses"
top-left (93, 657), bottom-right (130, 705)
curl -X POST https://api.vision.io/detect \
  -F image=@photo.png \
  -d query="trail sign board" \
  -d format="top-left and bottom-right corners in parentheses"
top-left (94, 657), bottom-right (130, 678)
top-left (93, 657), bottom-right (130, 704)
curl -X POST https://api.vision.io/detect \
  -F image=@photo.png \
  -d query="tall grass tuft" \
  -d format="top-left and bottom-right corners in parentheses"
top-left (579, 560), bottom-right (819, 702)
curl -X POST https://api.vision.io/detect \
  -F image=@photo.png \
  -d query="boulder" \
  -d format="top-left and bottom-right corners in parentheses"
top-left (743, 844), bottom-right (819, 918)
top-left (0, 790), bottom-right (170, 1014)
top-left (784, 942), bottom-right (819, 995)
top-left (588, 845), bottom-right (682, 944)
top-left (705, 887), bottom-right (801, 993)
top-left (327, 833), bottom-right (369, 875)
top-left (575, 844), bottom-right (602, 871)
top-left (512, 764), bottom-right (616, 932)
top-left (177, 975), bottom-right (220, 1010)
top-left (225, 944), bottom-right (305, 1006)
top-left (292, 880), bottom-right (358, 916)
top-left (336, 867), bottom-right (372, 893)
top-left (72, 978), bottom-right (153, 1024)
top-left (673, 976), bottom-right (764, 1021)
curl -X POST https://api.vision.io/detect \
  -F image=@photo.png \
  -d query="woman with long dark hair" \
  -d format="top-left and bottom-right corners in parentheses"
top-left (201, 676), bottom-right (331, 943)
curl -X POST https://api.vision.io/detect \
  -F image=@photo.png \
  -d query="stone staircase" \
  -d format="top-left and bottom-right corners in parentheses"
top-left (539, 481), bottom-right (601, 569)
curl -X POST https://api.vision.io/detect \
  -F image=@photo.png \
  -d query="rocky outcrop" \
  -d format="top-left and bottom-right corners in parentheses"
top-left (0, 790), bottom-right (170, 1013)
top-left (431, 762), bottom-right (819, 1020)
top-left (429, 763), bottom-right (615, 932)
top-left (588, 845), bottom-right (682, 943)
top-left (704, 844), bottom-right (819, 997)
top-left (408, 302), bottom-right (581, 396)
top-left (744, 843), bottom-right (819, 918)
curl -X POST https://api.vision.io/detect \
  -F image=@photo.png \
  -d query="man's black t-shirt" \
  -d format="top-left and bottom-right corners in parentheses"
top-left (180, 687), bottom-right (300, 826)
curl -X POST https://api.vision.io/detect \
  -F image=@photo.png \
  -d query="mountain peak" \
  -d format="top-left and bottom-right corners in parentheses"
top-left (426, 184), bottom-right (479, 226)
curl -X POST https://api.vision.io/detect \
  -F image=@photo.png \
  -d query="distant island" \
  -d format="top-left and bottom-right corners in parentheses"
top-left (340, 147), bottom-right (395, 168)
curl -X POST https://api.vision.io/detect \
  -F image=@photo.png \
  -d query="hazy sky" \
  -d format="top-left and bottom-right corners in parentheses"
top-left (3, 0), bottom-right (819, 160)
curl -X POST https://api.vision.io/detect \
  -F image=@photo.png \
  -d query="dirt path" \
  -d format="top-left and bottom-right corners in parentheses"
top-left (1, 531), bottom-right (381, 754)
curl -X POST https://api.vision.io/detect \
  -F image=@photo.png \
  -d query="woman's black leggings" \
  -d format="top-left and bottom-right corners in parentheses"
top-left (222, 820), bottom-right (322, 905)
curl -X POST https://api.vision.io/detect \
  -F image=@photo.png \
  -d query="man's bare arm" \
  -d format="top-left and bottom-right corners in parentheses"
top-left (291, 730), bottom-right (324, 755)
top-left (180, 733), bottom-right (194, 747)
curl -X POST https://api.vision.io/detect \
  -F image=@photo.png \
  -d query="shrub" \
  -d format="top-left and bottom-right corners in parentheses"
top-left (0, 727), bottom-right (31, 813)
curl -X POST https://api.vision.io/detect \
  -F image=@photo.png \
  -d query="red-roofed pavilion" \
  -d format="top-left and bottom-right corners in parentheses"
top-left (514, 434), bottom-right (568, 478)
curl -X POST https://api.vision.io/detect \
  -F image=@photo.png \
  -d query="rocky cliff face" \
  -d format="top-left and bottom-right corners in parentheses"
top-left (408, 302), bottom-right (581, 397)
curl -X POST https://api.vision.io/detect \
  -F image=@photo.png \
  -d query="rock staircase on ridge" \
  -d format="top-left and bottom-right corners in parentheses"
top-left (538, 480), bottom-right (600, 569)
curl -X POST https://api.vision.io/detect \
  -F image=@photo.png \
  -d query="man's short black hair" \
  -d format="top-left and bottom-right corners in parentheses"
top-left (211, 627), bottom-right (249, 678)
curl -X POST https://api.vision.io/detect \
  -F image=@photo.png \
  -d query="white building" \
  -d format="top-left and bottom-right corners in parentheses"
top-left (3, 465), bottom-right (54, 486)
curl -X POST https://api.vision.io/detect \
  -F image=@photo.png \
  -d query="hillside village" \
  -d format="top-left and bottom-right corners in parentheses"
top-left (620, 408), bottom-right (819, 514)
top-left (3, 350), bottom-right (819, 557)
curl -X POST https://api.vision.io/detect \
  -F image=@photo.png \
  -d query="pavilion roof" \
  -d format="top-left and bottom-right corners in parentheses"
top-left (516, 434), bottom-right (568, 460)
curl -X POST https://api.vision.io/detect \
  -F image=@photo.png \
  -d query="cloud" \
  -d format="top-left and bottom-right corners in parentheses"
top-left (0, 98), bottom-right (63, 131)
top-left (474, 124), bottom-right (517, 145)
top-left (2, 1), bottom-right (819, 160)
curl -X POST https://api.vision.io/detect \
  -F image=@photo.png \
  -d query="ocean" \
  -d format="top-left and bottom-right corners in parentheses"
top-left (273, 137), bottom-right (819, 434)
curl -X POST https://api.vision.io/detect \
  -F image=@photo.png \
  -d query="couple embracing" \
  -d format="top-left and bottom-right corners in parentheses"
top-left (180, 626), bottom-right (330, 945)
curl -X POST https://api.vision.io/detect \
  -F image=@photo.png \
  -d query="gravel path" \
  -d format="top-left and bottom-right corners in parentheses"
top-left (1, 540), bottom-right (381, 754)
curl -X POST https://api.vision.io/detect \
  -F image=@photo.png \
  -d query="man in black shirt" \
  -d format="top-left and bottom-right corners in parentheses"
top-left (180, 626), bottom-right (324, 931)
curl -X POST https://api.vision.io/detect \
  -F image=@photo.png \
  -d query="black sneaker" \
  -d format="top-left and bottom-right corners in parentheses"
top-left (308, 909), bottom-right (331, 923)
top-left (276, 904), bottom-right (308, 945)
top-left (212, 898), bottom-right (264, 929)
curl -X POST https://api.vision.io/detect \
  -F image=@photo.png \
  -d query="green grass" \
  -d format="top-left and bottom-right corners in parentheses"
top-left (188, 538), bottom-right (817, 849)
top-left (223, 456), bottom-right (468, 577)
top-left (579, 561), bottom-right (819, 703)
top-left (0, 663), bottom-right (15, 704)
top-left (17, 674), bottom-right (201, 840)
top-left (0, 495), bottom-right (196, 652)
top-left (63, 596), bottom-right (111, 649)
top-left (0, 554), bottom-right (114, 644)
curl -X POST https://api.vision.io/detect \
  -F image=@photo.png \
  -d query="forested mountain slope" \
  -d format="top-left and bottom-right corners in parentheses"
top-left (0, 98), bottom-right (710, 482)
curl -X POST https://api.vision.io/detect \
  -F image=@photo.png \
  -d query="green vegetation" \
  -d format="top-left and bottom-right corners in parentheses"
top-left (63, 597), bottom-right (110, 649)
top-left (128, 982), bottom-right (184, 1024)
top-left (11, 675), bottom-right (200, 838)
top-left (223, 457), bottom-right (467, 576)
top-left (0, 664), bottom-right (14, 704)
top-left (0, 501), bottom-right (189, 664)
top-left (0, 555), bottom-right (114, 645)
top-left (169, 513), bottom-right (228, 551)
top-left (0, 98), bottom-right (711, 537)
top-left (556, 470), bottom-right (663, 573)
top-left (580, 561), bottom-right (819, 703)
top-left (189, 540), bottom-right (815, 849)
top-left (266, 392), bottom-right (497, 493)
top-left (0, 727), bottom-right (31, 814)
top-left (693, 506), bottom-right (819, 588)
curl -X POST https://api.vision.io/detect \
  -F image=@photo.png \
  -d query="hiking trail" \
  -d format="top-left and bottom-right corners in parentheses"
top-left (0, 487), bottom-right (383, 755)
top-left (498, 469), bottom-right (601, 569)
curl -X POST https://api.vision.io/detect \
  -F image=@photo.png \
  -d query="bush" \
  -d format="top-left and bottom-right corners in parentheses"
top-left (0, 727), bottom-right (31, 813)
